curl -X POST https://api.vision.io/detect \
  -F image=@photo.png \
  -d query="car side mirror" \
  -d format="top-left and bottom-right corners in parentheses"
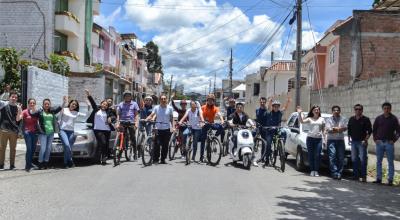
top-left (291, 128), bottom-right (300, 134)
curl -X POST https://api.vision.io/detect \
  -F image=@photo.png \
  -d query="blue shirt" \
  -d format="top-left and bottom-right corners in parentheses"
top-left (256, 108), bottom-right (268, 126)
top-left (117, 101), bottom-right (139, 121)
top-left (140, 105), bottom-right (153, 119)
top-left (266, 110), bottom-right (284, 126)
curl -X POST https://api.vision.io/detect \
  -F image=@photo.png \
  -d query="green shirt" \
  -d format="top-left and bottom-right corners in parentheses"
top-left (43, 112), bottom-right (54, 134)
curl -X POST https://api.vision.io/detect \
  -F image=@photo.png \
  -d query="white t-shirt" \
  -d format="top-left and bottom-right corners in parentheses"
top-left (94, 110), bottom-right (110, 131)
top-left (153, 105), bottom-right (173, 130)
top-left (187, 108), bottom-right (201, 130)
top-left (59, 108), bottom-right (86, 131)
top-left (303, 117), bottom-right (325, 138)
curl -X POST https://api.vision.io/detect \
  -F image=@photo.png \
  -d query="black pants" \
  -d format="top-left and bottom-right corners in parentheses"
top-left (94, 130), bottom-right (111, 162)
top-left (154, 129), bottom-right (171, 162)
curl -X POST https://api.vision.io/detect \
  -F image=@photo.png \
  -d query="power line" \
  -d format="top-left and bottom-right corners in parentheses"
top-left (160, 0), bottom-right (266, 55)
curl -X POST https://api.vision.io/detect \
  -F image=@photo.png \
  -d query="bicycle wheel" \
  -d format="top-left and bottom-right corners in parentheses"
top-left (206, 137), bottom-right (222, 166)
top-left (222, 131), bottom-right (230, 157)
top-left (113, 134), bottom-right (122, 166)
top-left (185, 136), bottom-right (193, 165)
top-left (142, 136), bottom-right (154, 166)
top-left (270, 141), bottom-right (278, 167)
top-left (168, 132), bottom-right (177, 160)
top-left (278, 140), bottom-right (286, 172)
top-left (125, 132), bottom-right (133, 161)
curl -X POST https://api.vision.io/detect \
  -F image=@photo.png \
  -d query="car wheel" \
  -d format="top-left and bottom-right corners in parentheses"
top-left (296, 147), bottom-right (305, 171)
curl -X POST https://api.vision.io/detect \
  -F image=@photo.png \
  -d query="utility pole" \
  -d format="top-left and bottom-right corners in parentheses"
top-left (295, 0), bottom-right (302, 108)
top-left (209, 79), bottom-right (212, 94)
top-left (168, 74), bottom-right (173, 101)
top-left (213, 72), bottom-right (216, 94)
top-left (229, 48), bottom-right (233, 98)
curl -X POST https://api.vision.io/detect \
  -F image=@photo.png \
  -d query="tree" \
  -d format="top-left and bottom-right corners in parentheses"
top-left (145, 41), bottom-right (163, 74)
top-left (0, 48), bottom-right (24, 92)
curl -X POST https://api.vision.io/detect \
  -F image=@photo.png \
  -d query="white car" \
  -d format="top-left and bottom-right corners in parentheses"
top-left (283, 112), bottom-right (352, 171)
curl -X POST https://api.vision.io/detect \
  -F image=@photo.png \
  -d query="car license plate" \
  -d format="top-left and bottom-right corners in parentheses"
top-left (52, 144), bottom-right (64, 153)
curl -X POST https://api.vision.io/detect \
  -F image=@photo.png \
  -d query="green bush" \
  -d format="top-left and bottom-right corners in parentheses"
top-left (50, 53), bottom-right (70, 75)
top-left (0, 48), bottom-right (24, 92)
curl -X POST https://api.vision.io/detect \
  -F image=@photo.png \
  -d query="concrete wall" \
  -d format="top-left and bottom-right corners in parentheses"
top-left (0, 0), bottom-right (55, 61)
top-left (27, 66), bottom-right (68, 107)
top-left (310, 73), bottom-right (400, 159)
top-left (68, 74), bottom-right (106, 107)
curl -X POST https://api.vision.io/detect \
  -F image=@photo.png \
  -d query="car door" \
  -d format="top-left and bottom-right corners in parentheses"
top-left (285, 114), bottom-right (298, 156)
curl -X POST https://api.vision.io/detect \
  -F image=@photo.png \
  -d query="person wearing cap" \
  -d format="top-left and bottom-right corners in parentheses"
top-left (116, 91), bottom-right (140, 159)
top-left (171, 94), bottom-right (188, 122)
top-left (261, 96), bottom-right (290, 165)
top-left (140, 96), bottom-right (154, 135)
top-left (224, 97), bottom-right (236, 120)
top-left (199, 93), bottom-right (225, 163)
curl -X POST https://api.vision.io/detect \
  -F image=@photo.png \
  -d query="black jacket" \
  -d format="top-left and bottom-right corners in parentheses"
top-left (86, 96), bottom-right (116, 131)
top-left (30, 106), bottom-right (62, 134)
top-left (230, 112), bottom-right (249, 126)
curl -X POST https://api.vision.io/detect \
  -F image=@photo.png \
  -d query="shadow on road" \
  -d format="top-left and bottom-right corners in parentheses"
top-left (276, 160), bottom-right (400, 220)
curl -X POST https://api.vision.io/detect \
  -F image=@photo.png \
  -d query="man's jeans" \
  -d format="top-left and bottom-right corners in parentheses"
top-left (328, 139), bottom-right (345, 177)
top-left (262, 129), bottom-right (287, 162)
top-left (23, 131), bottom-right (38, 169)
top-left (39, 133), bottom-right (54, 163)
top-left (306, 137), bottom-right (322, 172)
top-left (59, 130), bottom-right (76, 165)
top-left (200, 123), bottom-right (224, 159)
top-left (351, 141), bottom-right (368, 178)
top-left (376, 141), bottom-right (395, 181)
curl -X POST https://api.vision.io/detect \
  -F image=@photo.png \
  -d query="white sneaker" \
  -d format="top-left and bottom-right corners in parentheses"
top-left (310, 171), bottom-right (315, 176)
top-left (253, 161), bottom-right (259, 167)
top-left (314, 171), bottom-right (319, 177)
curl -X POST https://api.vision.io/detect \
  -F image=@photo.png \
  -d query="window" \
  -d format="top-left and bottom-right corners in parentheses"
top-left (287, 115), bottom-right (297, 127)
top-left (112, 42), bottom-right (116, 55)
top-left (54, 31), bottom-right (68, 53)
top-left (55, 0), bottom-right (68, 12)
top-left (253, 83), bottom-right (260, 96)
top-left (307, 62), bottom-right (314, 86)
top-left (99, 36), bottom-right (105, 49)
top-left (288, 77), bottom-right (307, 92)
top-left (329, 46), bottom-right (336, 64)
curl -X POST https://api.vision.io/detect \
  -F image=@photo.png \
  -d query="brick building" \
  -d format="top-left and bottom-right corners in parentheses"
top-left (304, 10), bottom-right (400, 90)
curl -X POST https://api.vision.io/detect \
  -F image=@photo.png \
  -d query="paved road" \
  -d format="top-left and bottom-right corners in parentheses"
top-left (1, 154), bottom-right (399, 220)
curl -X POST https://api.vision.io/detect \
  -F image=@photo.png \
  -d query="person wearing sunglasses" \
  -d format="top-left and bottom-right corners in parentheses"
top-left (347, 104), bottom-right (372, 182)
top-left (325, 105), bottom-right (348, 180)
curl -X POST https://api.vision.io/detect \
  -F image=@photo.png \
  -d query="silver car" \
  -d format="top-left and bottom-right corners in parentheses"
top-left (34, 113), bottom-right (116, 162)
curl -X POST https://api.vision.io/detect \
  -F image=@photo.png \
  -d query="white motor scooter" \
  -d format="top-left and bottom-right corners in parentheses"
top-left (228, 119), bottom-right (255, 170)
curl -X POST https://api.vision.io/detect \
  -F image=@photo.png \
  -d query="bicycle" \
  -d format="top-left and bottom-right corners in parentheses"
top-left (140, 120), bottom-right (169, 166)
top-left (113, 120), bottom-right (136, 166)
top-left (183, 124), bottom-right (194, 165)
top-left (168, 123), bottom-right (185, 160)
top-left (203, 122), bottom-right (223, 166)
top-left (222, 122), bottom-right (232, 157)
top-left (261, 126), bottom-right (286, 172)
top-left (253, 122), bottom-right (267, 161)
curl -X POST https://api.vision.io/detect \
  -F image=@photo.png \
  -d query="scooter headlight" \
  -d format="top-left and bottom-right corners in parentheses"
top-left (241, 131), bottom-right (250, 139)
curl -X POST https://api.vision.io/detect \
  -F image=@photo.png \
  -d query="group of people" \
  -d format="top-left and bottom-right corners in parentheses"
top-left (296, 102), bottom-right (399, 186)
top-left (0, 87), bottom-right (397, 186)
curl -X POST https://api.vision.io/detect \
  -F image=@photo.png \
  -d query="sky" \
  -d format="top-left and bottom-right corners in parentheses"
top-left (95, 0), bottom-right (371, 93)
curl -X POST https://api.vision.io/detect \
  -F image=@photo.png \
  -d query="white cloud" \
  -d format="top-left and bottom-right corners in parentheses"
top-left (94, 6), bottom-right (122, 29)
top-left (120, 0), bottom-right (323, 92)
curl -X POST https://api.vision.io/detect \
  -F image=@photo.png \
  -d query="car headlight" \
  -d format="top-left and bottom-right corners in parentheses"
top-left (75, 134), bottom-right (88, 143)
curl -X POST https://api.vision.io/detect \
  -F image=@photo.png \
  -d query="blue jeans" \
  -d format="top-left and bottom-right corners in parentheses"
top-left (39, 133), bottom-right (54, 163)
top-left (328, 139), bottom-right (345, 177)
top-left (351, 141), bottom-right (368, 178)
top-left (306, 137), bottom-right (322, 172)
top-left (23, 131), bottom-right (38, 170)
top-left (200, 123), bottom-right (224, 159)
top-left (183, 128), bottom-right (201, 160)
top-left (59, 130), bottom-right (76, 165)
top-left (376, 141), bottom-right (395, 181)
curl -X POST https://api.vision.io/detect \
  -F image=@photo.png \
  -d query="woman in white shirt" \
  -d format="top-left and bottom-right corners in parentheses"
top-left (179, 100), bottom-right (204, 161)
top-left (297, 105), bottom-right (325, 177)
top-left (59, 99), bottom-right (85, 168)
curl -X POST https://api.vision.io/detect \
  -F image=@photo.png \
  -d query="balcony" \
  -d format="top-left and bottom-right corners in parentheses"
top-left (55, 13), bottom-right (80, 37)
top-left (65, 56), bottom-right (79, 72)
top-left (93, 0), bottom-right (100, 15)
